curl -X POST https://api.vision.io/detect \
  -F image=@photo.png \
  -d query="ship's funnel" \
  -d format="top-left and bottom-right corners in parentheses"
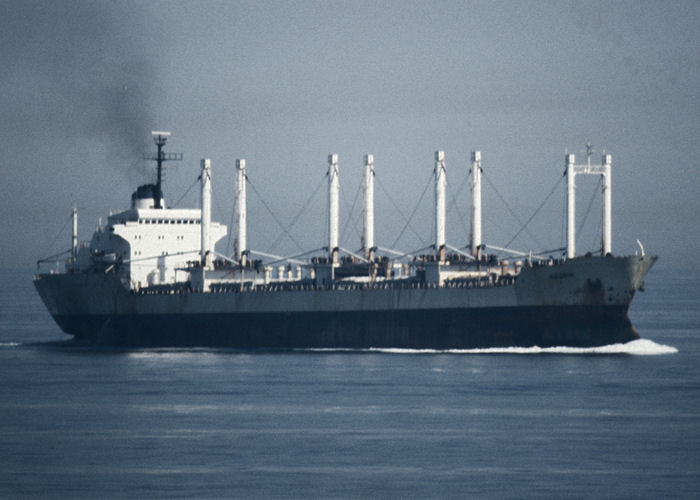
top-left (131, 184), bottom-right (160, 209)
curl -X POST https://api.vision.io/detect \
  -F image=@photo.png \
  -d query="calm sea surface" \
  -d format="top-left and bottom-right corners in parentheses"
top-left (0, 266), bottom-right (698, 498)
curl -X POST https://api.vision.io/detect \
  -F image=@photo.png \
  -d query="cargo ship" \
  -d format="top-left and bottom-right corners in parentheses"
top-left (34, 133), bottom-right (656, 348)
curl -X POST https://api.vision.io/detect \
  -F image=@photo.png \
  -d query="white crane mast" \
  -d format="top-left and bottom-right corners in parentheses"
top-left (566, 148), bottom-right (613, 259)
top-left (71, 204), bottom-right (78, 268)
top-left (234, 159), bottom-right (247, 265)
top-left (469, 151), bottom-right (482, 258)
top-left (566, 153), bottom-right (577, 259)
top-left (362, 154), bottom-right (375, 260)
top-left (434, 150), bottom-right (446, 262)
top-left (328, 154), bottom-right (339, 265)
top-left (200, 158), bottom-right (212, 268)
top-left (602, 154), bottom-right (612, 255)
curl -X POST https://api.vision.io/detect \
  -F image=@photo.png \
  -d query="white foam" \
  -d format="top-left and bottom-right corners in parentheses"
top-left (121, 340), bottom-right (677, 356)
top-left (367, 338), bottom-right (677, 355)
top-left (126, 349), bottom-right (219, 361)
top-left (0, 342), bottom-right (21, 347)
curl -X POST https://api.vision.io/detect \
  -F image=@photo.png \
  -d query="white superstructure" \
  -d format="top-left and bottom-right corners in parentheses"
top-left (85, 205), bottom-right (225, 289)
top-left (75, 135), bottom-right (226, 289)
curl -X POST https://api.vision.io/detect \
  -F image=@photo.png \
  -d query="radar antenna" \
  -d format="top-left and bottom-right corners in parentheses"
top-left (143, 131), bottom-right (182, 209)
top-left (584, 140), bottom-right (594, 169)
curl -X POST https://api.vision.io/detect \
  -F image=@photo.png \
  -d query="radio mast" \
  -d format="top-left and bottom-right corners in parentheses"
top-left (143, 131), bottom-right (182, 209)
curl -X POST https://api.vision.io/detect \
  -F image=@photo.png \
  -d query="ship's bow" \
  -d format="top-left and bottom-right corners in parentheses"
top-left (514, 254), bottom-right (657, 346)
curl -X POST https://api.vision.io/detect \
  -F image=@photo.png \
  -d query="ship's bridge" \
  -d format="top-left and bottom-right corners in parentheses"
top-left (89, 206), bottom-right (226, 289)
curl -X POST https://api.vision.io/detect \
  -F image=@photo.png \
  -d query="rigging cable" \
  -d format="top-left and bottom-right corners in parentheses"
top-left (171, 176), bottom-right (201, 208)
top-left (267, 173), bottom-right (327, 254)
top-left (482, 171), bottom-right (543, 249)
top-left (246, 176), bottom-right (305, 253)
top-left (44, 212), bottom-right (73, 255)
top-left (226, 183), bottom-right (236, 256)
top-left (376, 175), bottom-right (429, 248)
top-left (577, 176), bottom-right (602, 239)
top-left (446, 175), bottom-right (471, 244)
top-left (560, 183), bottom-right (567, 252)
top-left (339, 177), bottom-right (362, 244)
top-left (504, 171), bottom-right (565, 249)
top-left (390, 171), bottom-right (433, 249)
top-left (446, 170), bottom-right (469, 217)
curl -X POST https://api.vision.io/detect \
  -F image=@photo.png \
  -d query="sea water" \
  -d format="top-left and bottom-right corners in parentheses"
top-left (0, 267), bottom-right (697, 498)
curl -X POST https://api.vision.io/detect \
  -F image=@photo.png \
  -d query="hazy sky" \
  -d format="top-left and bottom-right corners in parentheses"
top-left (1, 0), bottom-right (698, 269)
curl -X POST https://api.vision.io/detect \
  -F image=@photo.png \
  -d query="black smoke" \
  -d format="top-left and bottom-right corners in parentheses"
top-left (0, 1), bottom-right (155, 176)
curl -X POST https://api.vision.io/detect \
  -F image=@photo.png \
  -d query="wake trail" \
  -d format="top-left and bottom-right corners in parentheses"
top-left (302, 339), bottom-right (677, 355)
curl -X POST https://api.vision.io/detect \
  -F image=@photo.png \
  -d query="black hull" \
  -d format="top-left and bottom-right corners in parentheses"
top-left (55, 304), bottom-right (639, 349)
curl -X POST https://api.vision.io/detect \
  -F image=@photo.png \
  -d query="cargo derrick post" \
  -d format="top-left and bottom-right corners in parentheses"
top-left (434, 150), bottom-right (447, 263)
top-left (469, 151), bottom-right (483, 260)
top-left (362, 154), bottom-right (375, 262)
top-left (200, 158), bottom-right (212, 269)
top-left (234, 159), bottom-right (248, 266)
top-left (328, 154), bottom-right (340, 267)
top-left (565, 143), bottom-right (612, 259)
top-left (602, 153), bottom-right (612, 255)
top-left (71, 204), bottom-right (78, 270)
top-left (566, 153), bottom-right (576, 259)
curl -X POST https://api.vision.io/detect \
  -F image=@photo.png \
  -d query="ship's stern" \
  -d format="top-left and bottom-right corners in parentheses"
top-left (33, 272), bottom-right (124, 339)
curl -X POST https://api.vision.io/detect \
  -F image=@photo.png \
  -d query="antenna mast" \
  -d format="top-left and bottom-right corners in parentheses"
top-left (144, 131), bottom-right (182, 209)
top-left (585, 140), bottom-right (594, 169)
